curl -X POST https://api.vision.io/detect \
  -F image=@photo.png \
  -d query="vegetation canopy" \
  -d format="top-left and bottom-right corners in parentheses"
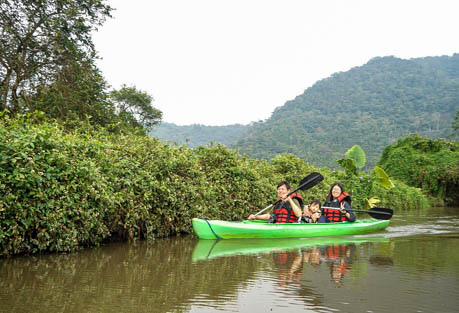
top-left (378, 134), bottom-right (459, 206)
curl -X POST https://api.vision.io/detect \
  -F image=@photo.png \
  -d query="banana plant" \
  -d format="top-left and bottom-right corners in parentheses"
top-left (337, 145), bottom-right (394, 210)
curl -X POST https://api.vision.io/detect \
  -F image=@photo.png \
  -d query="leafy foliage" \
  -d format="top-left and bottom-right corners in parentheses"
top-left (346, 145), bottom-right (366, 169)
top-left (0, 0), bottom-right (113, 112)
top-left (109, 85), bottom-right (162, 131)
top-left (378, 134), bottom-right (459, 206)
top-left (374, 165), bottom-right (395, 190)
top-left (335, 145), bottom-right (394, 209)
top-left (451, 109), bottom-right (459, 140)
top-left (337, 158), bottom-right (357, 176)
top-left (27, 52), bottom-right (117, 128)
top-left (0, 1), bottom-right (164, 133)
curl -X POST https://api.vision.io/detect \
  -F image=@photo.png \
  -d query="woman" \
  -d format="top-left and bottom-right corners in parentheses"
top-left (323, 183), bottom-right (356, 222)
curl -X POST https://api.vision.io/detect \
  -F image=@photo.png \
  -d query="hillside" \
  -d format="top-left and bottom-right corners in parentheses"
top-left (150, 122), bottom-right (249, 147)
top-left (150, 54), bottom-right (458, 168)
top-left (234, 54), bottom-right (459, 168)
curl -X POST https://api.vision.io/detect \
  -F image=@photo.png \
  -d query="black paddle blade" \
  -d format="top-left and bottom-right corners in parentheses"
top-left (368, 207), bottom-right (394, 220)
top-left (297, 172), bottom-right (324, 191)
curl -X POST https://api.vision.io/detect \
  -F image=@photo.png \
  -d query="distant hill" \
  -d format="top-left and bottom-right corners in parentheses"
top-left (150, 54), bottom-right (459, 169)
top-left (150, 122), bottom-right (249, 147)
top-left (234, 54), bottom-right (459, 168)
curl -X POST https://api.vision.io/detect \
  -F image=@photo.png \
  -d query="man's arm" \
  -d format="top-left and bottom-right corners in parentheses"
top-left (288, 198), bottom-right (302, 217)
top-left (248, 213), bottom-right (271, 220)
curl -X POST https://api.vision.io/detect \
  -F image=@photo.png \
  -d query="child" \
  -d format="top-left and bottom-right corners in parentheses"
top-left (299, 200), bottom-right (331, 223)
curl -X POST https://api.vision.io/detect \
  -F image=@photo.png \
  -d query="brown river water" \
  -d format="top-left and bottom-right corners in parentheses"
top-left (1, 207), bottom-right (458, 313)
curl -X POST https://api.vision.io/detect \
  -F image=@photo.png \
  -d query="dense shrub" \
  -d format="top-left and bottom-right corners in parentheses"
top-left (0, 114), bottom-right (112, 255)
top-left (378, 134), bottom-right (459, 206)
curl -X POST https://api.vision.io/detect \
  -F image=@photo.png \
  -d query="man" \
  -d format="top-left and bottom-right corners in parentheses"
top-left (248, 181), bottom-right (303, 223)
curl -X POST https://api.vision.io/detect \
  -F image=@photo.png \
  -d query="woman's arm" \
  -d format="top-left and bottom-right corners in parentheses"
top-left (341, 201), bottom-right (356, 222)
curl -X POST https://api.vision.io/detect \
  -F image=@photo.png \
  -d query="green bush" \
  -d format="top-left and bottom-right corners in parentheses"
top-left (0, 114), bottom-right (112, 255)
top-left (378, 134), bottom-right (459, 205)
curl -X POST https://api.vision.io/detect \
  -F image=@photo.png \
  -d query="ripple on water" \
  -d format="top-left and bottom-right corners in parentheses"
top-left (385, 221), bottom-right (459, 238)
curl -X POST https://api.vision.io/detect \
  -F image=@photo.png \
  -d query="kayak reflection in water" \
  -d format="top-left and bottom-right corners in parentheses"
top-left (248, 181), bottom-right (303, 223)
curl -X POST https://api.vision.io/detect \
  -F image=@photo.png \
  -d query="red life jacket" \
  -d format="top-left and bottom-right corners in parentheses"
top-left (323, 192), bottom-right (351, 222)
top-left (272, 193), bottom-right (303, 223)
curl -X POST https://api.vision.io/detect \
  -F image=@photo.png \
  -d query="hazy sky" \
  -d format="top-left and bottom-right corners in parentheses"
top-left (93, 0), bottom-right (459, 126)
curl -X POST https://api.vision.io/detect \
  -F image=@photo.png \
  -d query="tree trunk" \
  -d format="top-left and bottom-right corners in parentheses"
top-left (0, 70), bottom-right (11, 111)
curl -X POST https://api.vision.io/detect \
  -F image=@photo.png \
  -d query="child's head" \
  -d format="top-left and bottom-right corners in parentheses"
top-left (309, 200), bottom-right (321, 213)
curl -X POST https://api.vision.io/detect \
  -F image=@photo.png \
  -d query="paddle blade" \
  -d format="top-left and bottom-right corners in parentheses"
top-left (297, 172), bottom-right (324, 192)
top-left (368, 207), bottom-right (394, 220)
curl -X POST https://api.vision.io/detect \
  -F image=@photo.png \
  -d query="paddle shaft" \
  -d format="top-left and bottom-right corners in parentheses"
top-left (253, 203), bottom-right (275, 217)
top-left (322, 206), bottom-right (392, 216)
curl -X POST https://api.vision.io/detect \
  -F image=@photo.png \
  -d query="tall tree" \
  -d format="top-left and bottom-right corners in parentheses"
top-left (110, 85), bottom-right (162, 131)
top-left (0, 0), bottom-right (112, 112)
top-left (29, 49), bottom-right (116, 127)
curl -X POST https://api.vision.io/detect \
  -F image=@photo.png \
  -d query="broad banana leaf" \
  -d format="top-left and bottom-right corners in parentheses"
top-left (374, 166), bottom-right (395, 189)
top-left (364, 197), bottom-right (380, 210)
top-left (345, 145), bottom-right (366, 169)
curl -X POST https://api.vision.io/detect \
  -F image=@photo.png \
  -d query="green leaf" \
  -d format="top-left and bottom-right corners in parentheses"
top-left (374, 166), bottom-right (395, 189)
top-left (364, 197), bottom-right (380, 209)
top-left (345, 145), bottom-right (366, 169)
top-left (337, 158), bottom-right (357, 175)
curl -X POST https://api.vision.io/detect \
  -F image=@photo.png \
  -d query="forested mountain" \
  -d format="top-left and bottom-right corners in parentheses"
top-left (150, 122), bottom-right (249, 147)
top-left (150, 54), bottom-right (458, 168)
top-left (234, 54), bottom-right (459, 168)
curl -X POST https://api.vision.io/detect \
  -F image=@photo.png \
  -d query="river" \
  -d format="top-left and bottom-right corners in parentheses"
top-left (1, 207), bottom-right (458, 313)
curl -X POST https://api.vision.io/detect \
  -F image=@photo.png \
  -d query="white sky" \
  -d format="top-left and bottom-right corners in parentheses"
top-left (93, 0), bottom-right (459, 126)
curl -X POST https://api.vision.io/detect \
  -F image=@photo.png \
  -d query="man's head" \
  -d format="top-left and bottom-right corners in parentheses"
top-left (277, 181), bottom-right (291, 198)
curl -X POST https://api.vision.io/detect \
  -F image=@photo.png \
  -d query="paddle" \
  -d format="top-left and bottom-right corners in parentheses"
top-left (253, 172), bottom-right (324, 217)
top-left (322, 206), bottom-right (393, 220)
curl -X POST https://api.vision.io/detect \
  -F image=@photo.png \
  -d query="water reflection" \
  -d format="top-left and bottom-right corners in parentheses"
top-left (0, 237), bottom-right (268, 313)
top-left (1, 208), bottom-right (459, 313)
top-left (271, 243), bottom-right (356, 287)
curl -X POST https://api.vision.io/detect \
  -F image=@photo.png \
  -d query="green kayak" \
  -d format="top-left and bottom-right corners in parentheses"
top-left (192, 218), bottom-right (390, 239)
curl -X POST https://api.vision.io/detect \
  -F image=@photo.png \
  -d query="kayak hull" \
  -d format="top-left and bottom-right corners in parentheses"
top-left (192, 218), bottom-right (390, 239)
